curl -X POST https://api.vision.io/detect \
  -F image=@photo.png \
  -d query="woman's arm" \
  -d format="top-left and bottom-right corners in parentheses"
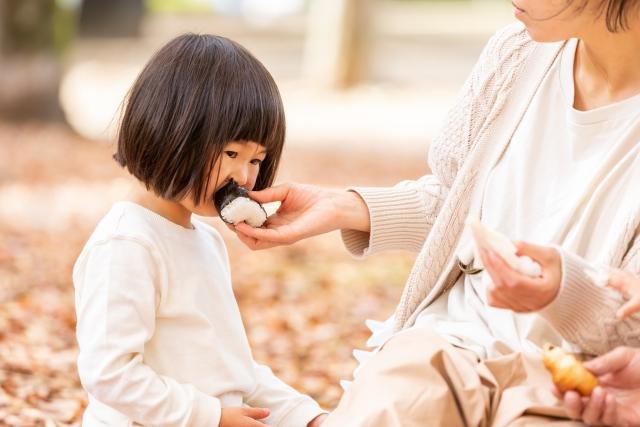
top-left (479, 240), bottom-right (640, 355)
top-left (236, 24), bottom-right (534, 258)
top-left (235, 176), bottom-right (449, 257)
top-left (539, 246), bottom-right (640, 355)
top-left (234, 184), bottom-right (370, 250)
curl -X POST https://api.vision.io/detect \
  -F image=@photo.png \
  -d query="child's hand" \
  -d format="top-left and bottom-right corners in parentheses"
top-left (219, 407), bottom-right (269, 427)
top-left (307, 413), bottom-right (328, 427)
top-left (608, 269), bottom-right (640, 319)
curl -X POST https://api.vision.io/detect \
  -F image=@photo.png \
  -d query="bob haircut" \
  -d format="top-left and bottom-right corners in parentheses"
top-left (114, 33), bottom-right (285, 204)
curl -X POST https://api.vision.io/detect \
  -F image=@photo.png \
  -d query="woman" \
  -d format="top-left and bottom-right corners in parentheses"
top-left (236, 1), bottom-right (640, 425)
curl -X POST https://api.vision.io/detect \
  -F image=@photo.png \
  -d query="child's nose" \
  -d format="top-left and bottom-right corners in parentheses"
top-left (231, 167), bottom-right (249, 187)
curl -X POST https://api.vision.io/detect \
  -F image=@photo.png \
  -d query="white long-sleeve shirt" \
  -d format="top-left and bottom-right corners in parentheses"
top-left (73, 201), bottom-right (324, 427)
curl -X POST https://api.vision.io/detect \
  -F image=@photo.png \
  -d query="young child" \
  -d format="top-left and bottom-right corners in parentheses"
top-left (73, 34), bottom-right (327, 427)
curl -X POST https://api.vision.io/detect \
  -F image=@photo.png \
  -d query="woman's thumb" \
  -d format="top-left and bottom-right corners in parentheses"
top-left (514, 241), bottom-right (555, 263)
top-left (249, 184), bottom-right (289, 204)
top-left (584, 346), bottom-right (633, 376)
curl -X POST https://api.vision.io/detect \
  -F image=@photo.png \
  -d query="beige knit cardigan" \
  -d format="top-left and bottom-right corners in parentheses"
top-left (342, 22), bottom-right (640, 356)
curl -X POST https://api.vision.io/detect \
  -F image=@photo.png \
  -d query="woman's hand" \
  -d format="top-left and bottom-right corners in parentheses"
top-left (479, 241), bottom-right (562, 312)
top-left (234, 183), bottom-right (370, 250)
top-left (559, 347), bottom-right (640, 426)
top-left (219, 407), bottom-right (269, 427)
top-left (607, 269), bottom-right (640, 320)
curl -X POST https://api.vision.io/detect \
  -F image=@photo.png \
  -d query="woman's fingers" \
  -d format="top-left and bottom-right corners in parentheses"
top-left (481, 249), bottom-right (521, 286)
top-left (481, 249), bottom-right (536, 310)
top-left (601, 393), bottom-right (618, 426)
top-left (617, 295), bottom-right (640, 320)
top-left (563, 391), bottom-right (584, 420)
top-left (235, 222), bottom-right (291, 243)
top-left (235, 228), bottom-right (280, 250)
top-left (479, 244), bottom-right (560, 312)
top-left (514, 240), bottom-right (554, 264)
top-left (583, 346), bottom-right (634, 377)
top-left (605, 269), bottom-right (640, 319)
top-left (248, 184), bottom-right (291, 204)
top-left (607, 269), bottom-right (637, 296)
top-left (581, 387), bottom-right (606, 425)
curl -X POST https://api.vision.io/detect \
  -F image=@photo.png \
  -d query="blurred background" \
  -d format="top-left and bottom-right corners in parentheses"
top-left (0, 0), bottom-right (511, 425)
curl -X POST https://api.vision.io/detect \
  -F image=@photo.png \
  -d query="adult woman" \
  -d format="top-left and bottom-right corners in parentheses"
top-left (237, 1), bottom-right (640, 425)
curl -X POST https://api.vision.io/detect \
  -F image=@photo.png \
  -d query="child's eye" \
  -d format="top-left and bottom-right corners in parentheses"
top-left (225, 151), bottom-right (238, 159)
top-left (250, 159), bottom-right (263, 166)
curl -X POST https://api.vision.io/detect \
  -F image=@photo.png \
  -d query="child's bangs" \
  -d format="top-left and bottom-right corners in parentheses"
top-left (215, 65), bottom-right (285, 155)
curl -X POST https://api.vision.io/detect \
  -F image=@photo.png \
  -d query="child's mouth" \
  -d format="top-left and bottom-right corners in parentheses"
top-left (213, 180), bottom-right (242, 213)
top-left (213, 180), bottom-right (267, 227)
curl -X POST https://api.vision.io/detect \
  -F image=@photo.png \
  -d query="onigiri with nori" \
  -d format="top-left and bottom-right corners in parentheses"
top-left (214, 180), bottom-right (267, 227)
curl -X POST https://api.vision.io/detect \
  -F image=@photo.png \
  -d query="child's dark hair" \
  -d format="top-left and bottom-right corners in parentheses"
top-left (114, 33), bottom-right (285, 204)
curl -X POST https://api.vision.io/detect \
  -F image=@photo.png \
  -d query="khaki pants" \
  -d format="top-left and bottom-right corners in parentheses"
top-left (323, 327), bottom-right (584, 427)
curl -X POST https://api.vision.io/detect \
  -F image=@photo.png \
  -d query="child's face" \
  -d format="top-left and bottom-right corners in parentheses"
top-left (181, 141), bottom-right (267, 217)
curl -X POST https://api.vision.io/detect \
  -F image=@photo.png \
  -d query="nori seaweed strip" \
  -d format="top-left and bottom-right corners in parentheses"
top-left (214, 180), bottom-right (267, 226)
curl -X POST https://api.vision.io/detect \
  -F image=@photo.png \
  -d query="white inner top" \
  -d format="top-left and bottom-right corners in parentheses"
top-left (354, 38), bottom-right (640, 369)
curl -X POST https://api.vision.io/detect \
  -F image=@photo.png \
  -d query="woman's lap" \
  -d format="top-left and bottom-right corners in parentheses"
top-left (323, 327), bottom-right (584, 427)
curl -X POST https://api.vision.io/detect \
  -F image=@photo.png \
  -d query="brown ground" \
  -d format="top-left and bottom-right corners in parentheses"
top-left (0, 122), bottom-right (427, 426)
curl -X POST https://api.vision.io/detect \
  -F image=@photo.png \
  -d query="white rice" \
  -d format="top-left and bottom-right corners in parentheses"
top-left (220, 197), bottom-right (267, 227)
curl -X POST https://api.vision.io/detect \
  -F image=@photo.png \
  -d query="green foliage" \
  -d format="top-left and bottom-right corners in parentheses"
top-left (145, 0), bottom-right (213, 13)
top-left (53, 2), bottom-right (77, 55)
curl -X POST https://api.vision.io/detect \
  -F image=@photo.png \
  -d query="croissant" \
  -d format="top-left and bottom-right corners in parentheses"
top-left (542, 343), bottom-right (598, 396)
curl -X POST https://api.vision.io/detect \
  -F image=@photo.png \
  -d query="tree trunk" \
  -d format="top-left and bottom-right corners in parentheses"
top-left (303, 0), bottom-right (373, 90)
top-left (79, 0), bottom-right (145, 38)
top-left (0, 0), bottom-right (63, 121)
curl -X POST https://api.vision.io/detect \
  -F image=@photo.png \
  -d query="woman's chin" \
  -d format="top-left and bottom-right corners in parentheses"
top-left (523, 26), bottom-right (568, 43)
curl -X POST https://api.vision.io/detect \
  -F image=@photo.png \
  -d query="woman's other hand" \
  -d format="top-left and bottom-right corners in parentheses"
top-left (607, 269), bottom-right (640, 320)
top-left (234, 183), bottom-right (369, 250)
top-left (559, 347), bottom-right (640, 426)
top-left (479, 241), bottom-right (562, 312)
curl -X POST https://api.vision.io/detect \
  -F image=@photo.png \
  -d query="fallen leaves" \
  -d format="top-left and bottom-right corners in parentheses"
top-left (0, 123), bottom-right (424, 425)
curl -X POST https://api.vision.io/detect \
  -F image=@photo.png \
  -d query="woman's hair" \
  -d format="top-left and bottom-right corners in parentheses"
top-left (596, 0), bottom-right (639, 31)
top-left (115, 33), bottom-right (285, 204)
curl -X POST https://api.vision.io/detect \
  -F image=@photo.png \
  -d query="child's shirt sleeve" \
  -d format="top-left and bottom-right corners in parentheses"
top-left (74, 237), bottom-right (221, 427)
top-left (245, 362), bottom-right (326, 427)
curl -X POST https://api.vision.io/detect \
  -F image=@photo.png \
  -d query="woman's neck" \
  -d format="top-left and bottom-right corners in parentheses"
top-left (128, 183), bottom-right (193, 229)
top-left (574, 23), bottom-right (640, 110)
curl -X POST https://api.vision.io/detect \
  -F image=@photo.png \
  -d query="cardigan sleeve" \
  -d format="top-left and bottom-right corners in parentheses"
top-left (341, 22), bottom-right (531, 257)
top-left (74, 237), bottom-right (221, 427)
top-left (540, 244), bottom-right (640, 356)
top-left (340, 177), bottom-right (448, 257)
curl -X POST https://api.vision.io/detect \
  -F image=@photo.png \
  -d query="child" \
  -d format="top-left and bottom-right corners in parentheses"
top-left (73, 34), bottom-right (327, 427)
